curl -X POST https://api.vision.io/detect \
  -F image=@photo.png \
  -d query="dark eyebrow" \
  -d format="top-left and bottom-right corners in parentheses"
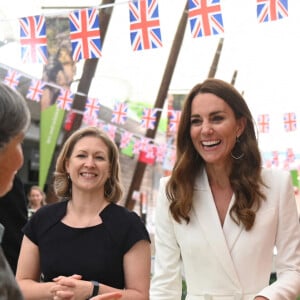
top-left (190, 114), bottom-right (200, 118)
top-left (190, 110), bottom-right (224, 118)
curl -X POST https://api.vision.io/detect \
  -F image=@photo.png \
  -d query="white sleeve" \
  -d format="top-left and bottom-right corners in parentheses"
top-left (150, 177), bottom-right (183, 300)
top-left (258, 170), bottom-right (300, 300)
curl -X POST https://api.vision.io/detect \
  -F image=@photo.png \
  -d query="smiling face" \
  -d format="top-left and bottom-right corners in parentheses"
top-left (28, 187), bottom-right (44, 207)
top-left (0, 133), bottom-right (24, 197)
top-left (65, 136), bottom-right (111, 195)
top-left (190, 93), bottom-right (245, 168)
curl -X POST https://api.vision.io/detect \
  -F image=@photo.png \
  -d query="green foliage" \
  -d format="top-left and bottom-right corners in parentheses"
top-left (181, 280), bottom-right (187, 300)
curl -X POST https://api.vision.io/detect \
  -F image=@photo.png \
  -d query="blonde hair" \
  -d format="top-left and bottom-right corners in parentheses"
top-left (53, 126), bottom-right (123, 202)
top-left (28, 185), bottom-right (46, 206)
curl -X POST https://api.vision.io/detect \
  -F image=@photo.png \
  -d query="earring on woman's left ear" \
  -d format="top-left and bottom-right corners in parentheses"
top-left (231, 136), bottom-right (244, 160)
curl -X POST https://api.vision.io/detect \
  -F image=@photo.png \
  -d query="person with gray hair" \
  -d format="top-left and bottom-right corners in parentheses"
top-left (0, 82), bottom-right (30, 300)
top-left (0, 84), bottom-right (125, 300)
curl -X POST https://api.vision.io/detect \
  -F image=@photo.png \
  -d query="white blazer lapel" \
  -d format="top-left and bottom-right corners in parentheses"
top-left (223, 195), bottom-right (244, 251)
top-left (192, 169), bottom-right (241, 288)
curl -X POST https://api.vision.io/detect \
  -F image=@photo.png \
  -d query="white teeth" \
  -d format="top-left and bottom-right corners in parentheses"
top-left (202, 140), bottom-right (220, 146)
top-left (81, 173), bottom-right (96, 178)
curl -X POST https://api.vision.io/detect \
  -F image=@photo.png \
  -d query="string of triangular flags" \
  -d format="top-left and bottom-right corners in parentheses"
top-left (263, 149), bottom-right (300, 171)
top-left (3, 63), bottom-right (298, 134)
top-left (1, 61), bottom-right (299, 171)
top-left (257, 113), bottom-right (297, 133)
top-left (0, 62), bottom-right (177, 169)
top-left (15, 0), bottom-right (288, 64)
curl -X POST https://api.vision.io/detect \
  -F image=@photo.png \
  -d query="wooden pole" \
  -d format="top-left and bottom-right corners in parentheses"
top-left (231, 70), bottom-right (238, 85)
top-left (61, 0), bottom-right (115, 143)
top-left (124, 1), bottom-right (189, 210)
top-left (207, 37), bottom-right (224, 78)
top-left (45, 1), bottom-right (115, 203)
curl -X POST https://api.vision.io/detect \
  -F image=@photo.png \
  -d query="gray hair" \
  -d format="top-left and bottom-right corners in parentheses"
top-left (0, 83), bottom-right (31, 150)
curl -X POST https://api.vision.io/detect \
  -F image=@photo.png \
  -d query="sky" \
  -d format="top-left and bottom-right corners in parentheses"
top-left (0, 0), bottom-right (300, 161)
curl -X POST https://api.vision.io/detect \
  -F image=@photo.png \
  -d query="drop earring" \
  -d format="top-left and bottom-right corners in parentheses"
top-left (231, 136), bottom-right (244, 160)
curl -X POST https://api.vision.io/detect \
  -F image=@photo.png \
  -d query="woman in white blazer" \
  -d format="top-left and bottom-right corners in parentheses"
top-left (150, 79), bottom-right (300, 300)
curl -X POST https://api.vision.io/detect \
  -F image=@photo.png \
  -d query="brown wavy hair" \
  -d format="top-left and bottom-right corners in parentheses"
top-left (167, 78), bottom-right (266, 230)
top-left (53, 126), bottom-right (123, 203)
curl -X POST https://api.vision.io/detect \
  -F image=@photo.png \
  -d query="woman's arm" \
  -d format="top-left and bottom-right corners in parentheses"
top-left (258, 171), bottom-right (300, 299)
top-left (51, 240), bottom-right (151, 300)
top-left (150, 178), bottom-right (183, 300)
top-left (96, 240), bottom-right (151, 300)
top-left (91, 292), bottom-right (122, 300)
top-left (16, 235), bottom-right (56, 300)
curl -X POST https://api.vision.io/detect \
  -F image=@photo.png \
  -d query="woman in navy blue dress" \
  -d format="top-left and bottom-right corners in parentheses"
top-left (16, 126), bottom-right (151, 300)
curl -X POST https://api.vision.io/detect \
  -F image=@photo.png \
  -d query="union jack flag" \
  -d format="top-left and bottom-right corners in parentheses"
top-left (26, 79), bottom-right (45, 102)
top-left (257, 114), bottom-right (270, 133)
top-left (188, 0), bottom-right (224, 38)
top-left (103, 124), bottom-right (117, 141)
top-left (3, 69), bottom-right (21, 89)
top-left (286, 147), bottom-right (295, 163)
top-left (82, 114), bottom-right (99, 127)
top-left (111, 103), bottom-right (128, 125)
top-left (56, 88), bottom-right (74, 111)
top-left (133, 137), bottom-right (150, 154)
top-left (271, 150), bottom-right (279, 166)
top-left (19, 15), bottom-right (48, 64)
top-left (140, 108), bottom-right (157, 129)
top-left (283, 112), bottom-right (296, 132)
top-left (69, 8), bottom-right (102, 61)
top-left (156, 143), bottom-right (167, 163)
top-left (257, 0), bottom-right (288, 23)
top-left (120, 131), bottom-right (133, 149)
top-left (168, 110), bottom-right (182, 133)
top-left (129, 0), bottom-right (163, 51)
top-left (84, 97), bottom-right (100, 118)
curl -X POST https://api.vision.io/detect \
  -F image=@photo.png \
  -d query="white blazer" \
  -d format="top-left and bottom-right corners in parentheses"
top-left (150, 168), bottom-right (300, 300)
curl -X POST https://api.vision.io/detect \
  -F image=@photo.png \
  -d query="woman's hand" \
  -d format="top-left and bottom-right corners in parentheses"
top-left (90, 292), bottom-right (122, 300)
top-left (51, 274), bottom-right (91, 300)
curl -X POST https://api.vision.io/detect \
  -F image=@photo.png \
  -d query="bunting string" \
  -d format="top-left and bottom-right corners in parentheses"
top-left (1, 60), bottom-right (300, 171)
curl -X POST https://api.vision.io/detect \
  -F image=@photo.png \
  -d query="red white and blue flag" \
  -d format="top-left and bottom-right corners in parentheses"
top-left (26, 79), bottom-right (45, 102)
top-left (257, 114), bottom-right (270, 133)
top-left (156, 143), bottom-right (167, 163)
top-left (133, 137), bottom-right (151, 154)
top-left (84, 97), bottom-right (100, 119)
top-left (83, 114), bottom-right (99, 127)
top-left (129, 0), bottom-right (163, 51)
top-left (257, 0), bottom-right (288, 23)
top-left (103, 124), bottom-right (117, 141)
top-left (286, 147), bottom-right (295, 163)
top-left (140, 108), bottom-right (157, 129)
top-left (283, 112), bottom-right (296, 132)
top-left (19, 15), bottom-right (48, 64)
top-left (188, 0), bottom-right (224, 38)
top-left (111, 103), bottom-right (128, 125)
top-left (168, 110), bottom-right (182, 133)
top-left (271, 150), bottom-right (279, 166)
top-left (3, 69), bottom-right (21, 89)
top-left (56, 88), bottom-right (74, 111)
top-left (69, 8), bottom-right (102, 61)
top-left (120, 131), bottom-right (133, 149)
